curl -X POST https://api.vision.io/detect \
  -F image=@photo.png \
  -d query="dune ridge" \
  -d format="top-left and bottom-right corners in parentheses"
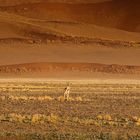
top-left (0, 62), bottom-right (140, 75)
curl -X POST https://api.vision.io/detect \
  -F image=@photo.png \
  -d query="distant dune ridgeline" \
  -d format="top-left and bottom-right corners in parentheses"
top-left (0, 62), bottom-right (140, 75)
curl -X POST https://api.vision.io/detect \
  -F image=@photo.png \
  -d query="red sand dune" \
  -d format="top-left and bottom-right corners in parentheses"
top-left (0, 62), bottom-right (140, 75)
top-left (1, 0), bottom-right (140, 32)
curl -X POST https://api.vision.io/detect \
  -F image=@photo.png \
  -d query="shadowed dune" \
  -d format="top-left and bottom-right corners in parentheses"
top-left (1, 0), bottom-right (140, 32)
top-left (0, 0), bottom-right (140, 43)
top-left (0, 11), bottom-right (140, 44)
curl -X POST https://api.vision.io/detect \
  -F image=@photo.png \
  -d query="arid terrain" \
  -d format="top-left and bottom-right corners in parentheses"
top-left (0, 0), bottom-right (140, 139)
top-left (0, 79), bottom-right (140, 140)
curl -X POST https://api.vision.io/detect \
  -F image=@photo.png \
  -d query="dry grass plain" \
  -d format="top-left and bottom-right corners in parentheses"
top-left (0, 79), bottom-right (140, 140)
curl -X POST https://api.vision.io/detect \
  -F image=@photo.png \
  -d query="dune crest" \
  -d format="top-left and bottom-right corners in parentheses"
top-left (0, 62), bottom-right (140, 75)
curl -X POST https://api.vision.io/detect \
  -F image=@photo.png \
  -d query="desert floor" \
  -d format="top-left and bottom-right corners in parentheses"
top-left (0, 79), bottom-right (140, 140)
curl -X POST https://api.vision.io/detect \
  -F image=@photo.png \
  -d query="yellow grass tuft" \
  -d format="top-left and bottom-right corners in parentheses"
top-left (57, 96), bottom-right (65, 102)
top-left (97, 114), bottom-right (112, 121)
top-left (68, 97), bottom-right (74, 101)
top-left (9, 113), bottom-right (25, 123)
top-left (31, 114), bottom-right (45, 123)
top-left (31, 114), bottom-right (40, 123)
top-left (82, 119), bottom-right (95, 125)
top-left (97, 115), bottom-right (103, 120)
top-left (104, 114), bottom-right (112, 121)
top-left (75, 96), bottom-right (83, 101)
top-left (47, 113), bottom-right (58, 123)
top-left (94, 121), bottom-right (100, 127)
top-left (44, 96), bottom-right (53, 101)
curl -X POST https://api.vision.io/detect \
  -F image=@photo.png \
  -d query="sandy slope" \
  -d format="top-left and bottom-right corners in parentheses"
top-left (1, 44), bottom-right (140, 66)
top-left (1, 0), bottom-right (140, 32)
top-left (1, 11), bottom-right (140, 42)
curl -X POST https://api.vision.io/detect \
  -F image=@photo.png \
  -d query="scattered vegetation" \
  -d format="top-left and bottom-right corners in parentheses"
top-left (0, 95), bottom-right (83, 102)
top-left (0, 113), bottom-right (139, 128)
top-left (0, 131), bottom-right (140, 140)
top-left (0, 113), bottom-right (58, 124)
top-left (0, 81), bottom-right (140, 140)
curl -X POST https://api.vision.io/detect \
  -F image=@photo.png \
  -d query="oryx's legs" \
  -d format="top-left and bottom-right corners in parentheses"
top-left (64, 90), bottom-right (70, 101)
top-left (66, 91), bottom-right (70, 101)
top-left (64, 91), bottom-right (67, 100)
